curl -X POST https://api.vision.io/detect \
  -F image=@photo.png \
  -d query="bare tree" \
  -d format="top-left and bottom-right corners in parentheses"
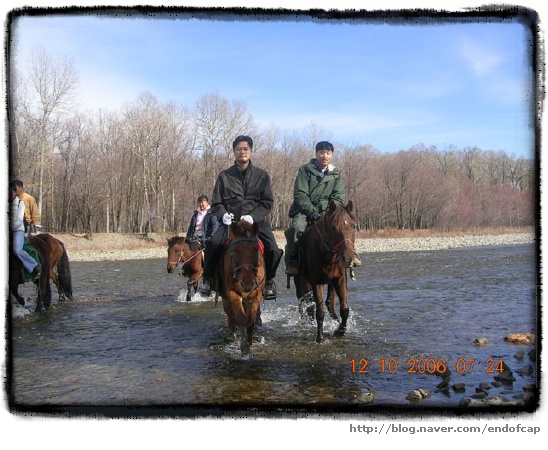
top-left (9, 49), bottom-right (536, 234)
top-left (17, 46), bottom-right (79, 222)
top-left (193, 92), bottom-right (256, 197)
top-left (338, 144), bottom-right (376, 230)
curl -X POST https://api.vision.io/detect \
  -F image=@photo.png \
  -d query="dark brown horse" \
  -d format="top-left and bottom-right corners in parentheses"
top-left (9, 235), bottom-right (52, 312)
top-left (294, 200), bottom-right (357, 343)
top-left (167, 236), bottom-right (204, 301)
top-left (219, 220), bottom-right (266, 358)
top-left (35, 233), bottom-right (73, 301)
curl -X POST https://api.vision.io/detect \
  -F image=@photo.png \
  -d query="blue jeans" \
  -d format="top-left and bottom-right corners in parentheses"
top-left (12, 230), bottom-right (38, 273)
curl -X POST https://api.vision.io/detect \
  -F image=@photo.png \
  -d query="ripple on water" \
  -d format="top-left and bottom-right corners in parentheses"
top-left (10, 244), bottom-right (538, 410)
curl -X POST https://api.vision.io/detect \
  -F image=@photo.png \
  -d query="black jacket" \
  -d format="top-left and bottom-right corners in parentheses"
top-left (186, 209), bottom-right (218, 241)
top-left (210, 161), bottom-right (274, 223)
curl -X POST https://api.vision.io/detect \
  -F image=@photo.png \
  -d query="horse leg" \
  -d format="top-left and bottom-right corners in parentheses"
top-left (244, 302), bottom-right (259, 353)
top-left (254, 303), bottom-right (262, 327)
top-left (35, 267), bottom-right (52, 313)
top-left (326, 283), bottom-right (338, 320)
top-left (332, 277), bottom-right (350, 337)
top-left (43, 268), bottom-right (52, 309)
top-left (187, 258), bottom-right (202, 301)
top-left (34, 280), bottom-right (44, 313)
top-left (222, 299), bottom-right (238, 341)
top-left (186, 279), bottom-right (194, 301)
top-left (296, 274), bottom-right (315, 322)
top-left (187, 277), bottom-right (200, 301)
top-left (233, 299), bottom-right (252, 357)
top-left (313, 284), bottom-right (325, 343)
top-left (50, 269), bottom-right (60, 297)
top-left (10, 285), bottom-right (25, 306)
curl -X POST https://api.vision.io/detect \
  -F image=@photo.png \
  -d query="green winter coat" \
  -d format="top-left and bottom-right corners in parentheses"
top-left (288, 158), bottom-right (346, 218)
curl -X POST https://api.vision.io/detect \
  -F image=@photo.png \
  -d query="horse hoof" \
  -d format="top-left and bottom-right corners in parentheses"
top-left (241, 346), bottom-right (253, 359)
top-left (334, 328), bottom-right (346, 337)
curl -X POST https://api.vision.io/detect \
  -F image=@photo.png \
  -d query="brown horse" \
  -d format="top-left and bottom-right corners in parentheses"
top-left (35, 233), bottom-right (73, 301)
top-left (294, 200), bottom-right (357, 343)
top-left (9, 235), bottom-right (52, 312)
top-left (219, 220), bottom-right (266, 358)
top-left (167, 236), bottom-right (204, 301)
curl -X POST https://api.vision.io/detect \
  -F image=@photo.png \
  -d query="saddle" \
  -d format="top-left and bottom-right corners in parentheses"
top-left (22, 240), bottom-right (40, 282)
top-left (185, 236), bottom-right (203, 252)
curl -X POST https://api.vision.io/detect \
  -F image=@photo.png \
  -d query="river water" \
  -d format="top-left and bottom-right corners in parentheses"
top-left (8, 243), bottom-right (539, 416)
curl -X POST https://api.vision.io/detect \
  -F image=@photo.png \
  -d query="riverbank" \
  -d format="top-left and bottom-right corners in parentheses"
top-left (50, 230), bottom-right (536, 262)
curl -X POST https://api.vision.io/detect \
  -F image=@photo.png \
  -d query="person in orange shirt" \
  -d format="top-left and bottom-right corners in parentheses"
top-left (12, 179), bottom-right (41, 234)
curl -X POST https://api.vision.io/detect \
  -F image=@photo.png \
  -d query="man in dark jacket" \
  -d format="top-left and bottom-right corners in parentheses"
top-left (186, 194), bottom-right (218, 246)
top-left (285, 140), bottom-right (361, 275)
top-left (198, 135), bottom-right (283, 300)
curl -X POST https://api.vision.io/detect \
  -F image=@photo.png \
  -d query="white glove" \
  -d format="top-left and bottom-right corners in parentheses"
top-left (222, 212), bottom-right (234, 225)
top-left (240, 215), bottom-right (253, 224)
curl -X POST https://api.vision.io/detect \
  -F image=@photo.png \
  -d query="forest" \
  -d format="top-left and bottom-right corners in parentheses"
top-left (9, 47), bottom-right (536, 235)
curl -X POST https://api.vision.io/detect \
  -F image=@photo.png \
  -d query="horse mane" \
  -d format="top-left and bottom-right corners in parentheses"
top-left (231, 220), bottom-right (258, 238)
top-left (324, 202), bottom-right (356, 225)
top-left (167, 236), bottom-right (185, 247)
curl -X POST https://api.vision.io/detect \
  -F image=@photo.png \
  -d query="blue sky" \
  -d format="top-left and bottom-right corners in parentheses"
top-left (9, 7), bottom-right (538, 158)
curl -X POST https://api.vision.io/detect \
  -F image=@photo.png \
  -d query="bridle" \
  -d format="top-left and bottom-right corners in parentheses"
top-left (228, 237), bottom-right (264, 295)
top-left (314, 211), bottom-right (355, 255)
top-left (168, 242), bottom-right (203, 270)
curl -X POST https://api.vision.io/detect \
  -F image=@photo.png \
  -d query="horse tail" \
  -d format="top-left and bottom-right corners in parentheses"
top-left (57, 242), bottom-right (73, 300)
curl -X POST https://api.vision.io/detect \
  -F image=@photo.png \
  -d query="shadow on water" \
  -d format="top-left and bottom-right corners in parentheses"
top-left (9, 243), bottom-right (538, 415)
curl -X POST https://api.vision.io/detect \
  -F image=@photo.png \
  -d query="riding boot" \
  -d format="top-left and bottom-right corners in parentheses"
top-left (263, 248), bottom-right (281, 281)
top-left (263, 248), bottom-right (283, 300)
top-left (199, 245), bottom-right (216, 295)
top-left (263, 279), bottom-right (277, 301)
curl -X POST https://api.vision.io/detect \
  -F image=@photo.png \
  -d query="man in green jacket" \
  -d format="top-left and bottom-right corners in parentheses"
top-left (285, 140), bottom-right (361, 275)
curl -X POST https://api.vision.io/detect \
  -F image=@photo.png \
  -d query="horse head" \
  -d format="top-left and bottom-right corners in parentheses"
top-left (167, 236), bottom-right (185, 273)
top-left (228, 221), bottom-right (264, 293)
top-left (322, 200), bottom-right (356, 268)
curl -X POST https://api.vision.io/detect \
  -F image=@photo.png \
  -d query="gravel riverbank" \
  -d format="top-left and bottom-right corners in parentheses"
top-left (53, 231), bottom-right (536, 262)
top-left (354, 233), bottom-right (535, 254)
